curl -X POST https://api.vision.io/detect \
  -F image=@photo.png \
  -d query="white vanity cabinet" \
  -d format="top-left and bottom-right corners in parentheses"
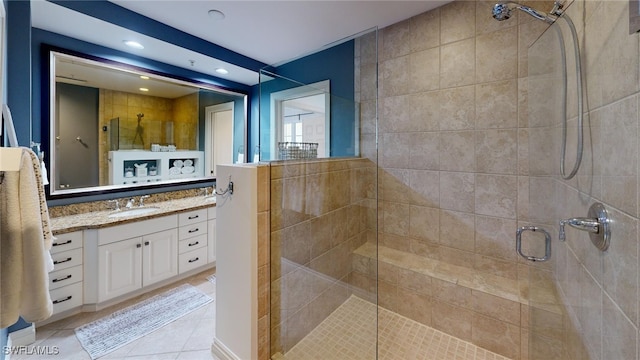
top-left (85, 215), bottom-right (179, 303)
top-left (49, 231), bottom-right (84, 314)
top-left (177, 209), bottom-right (208, 273)
top-left (207, 207), bottom-right (216, 264)
top-left (97, 228), bottom-right (178, 301)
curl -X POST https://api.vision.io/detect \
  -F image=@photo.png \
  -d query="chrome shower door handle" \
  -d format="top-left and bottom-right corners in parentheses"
top-left (516, 226), bottom-right (552, 262)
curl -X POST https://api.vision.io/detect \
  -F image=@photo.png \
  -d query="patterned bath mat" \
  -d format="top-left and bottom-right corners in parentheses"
top-left (75, 284), bottom-right (212, 359)
top-left (207, 274), bottom-right (216, 284)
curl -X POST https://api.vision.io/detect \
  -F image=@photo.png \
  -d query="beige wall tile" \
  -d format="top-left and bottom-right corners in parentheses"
top-left (472, 313), bottom-right (521, 359)
top-left (409, 48), bottom-right (440, 92)
top-left (410, 8), bottom-right (440, 52)
top-left (440, 171), bottom-right (475, 213)
top-left (396, 287), bottom-right (432, 326)
top-left (439, 209), bottom-right (475, 252)
top-left (409, 91), bottom-right (440, 131)
top-left (475, 215), bottom-right (518, 261)
top-left (476, 27), bottom-right (518, 83)
top-left (440, 1), bottom-right (476, 45)
top-left (408, 132), bottom-right (440, 171)
top-left (431, 299), bottom-right (473, 341)
top-left (382, 21), bottom-right (411, 61)
top-left (472, 290), bottom-right (521, 326)
top-left (408, 170), bottom-right (439, 207)
top-left (398, 268), bottom-right (432, 296)
top-left (439, 85), bottom-right (476, 130)
top-left (440, 131), bottom-right (476, 172)
top-left (475, 174), bottom-right (517, 219)
top-left (476, 129), bottom-right (518, 175)
top-left (602, 293), bottom-right (637, 360)
top-left (476, 79), bottom-right (518, 129)
top-left (432, 278), bottom-right (472, 310)
top-left (440, 38), bottom-right (476, 88)
top-left (383, 201), bottom-right (411, 237)
top-left (408, 205), bottom-right (440, 242)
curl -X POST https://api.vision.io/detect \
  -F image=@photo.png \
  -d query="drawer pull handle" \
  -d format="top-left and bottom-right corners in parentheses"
top-left (52, 240), bottom-right (72, 247)
top-left (136, 243), bottom-right (142, 248)
top-left (144, 241), bottom-right (150, 246)
top-left (188, 241), bottom-right (199, 247)
top-left (53, 257), bottom-right (72, 265)
top-left (52, 275), bottom-right (72, 283)
top-left (53, 296), bottom-right (72, 304)
top-left (188, 228), bottom-right (199, 233)
top-left (188, 257), bottom-right (199, 263)
top-left (188, 215), bottom-right (199, 220)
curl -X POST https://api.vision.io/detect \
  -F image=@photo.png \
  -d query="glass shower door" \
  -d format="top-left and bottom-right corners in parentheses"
top-left (263, 29), bottom-right (379, 360)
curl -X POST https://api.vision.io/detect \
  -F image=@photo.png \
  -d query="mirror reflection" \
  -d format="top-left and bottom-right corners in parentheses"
top-left (51, 51), bottom-right (248, 196)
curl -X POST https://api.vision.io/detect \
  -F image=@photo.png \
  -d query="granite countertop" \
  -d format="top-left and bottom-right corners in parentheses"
top-left (50, 196), bottom-right (216, 235)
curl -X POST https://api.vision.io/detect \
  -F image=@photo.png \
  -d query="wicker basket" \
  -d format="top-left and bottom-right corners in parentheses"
top-left (278, 142), bottom-right (319, 160)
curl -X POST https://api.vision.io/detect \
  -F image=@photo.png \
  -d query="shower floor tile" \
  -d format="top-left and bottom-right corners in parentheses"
top-left (279, 295), bottom-right (511, 360)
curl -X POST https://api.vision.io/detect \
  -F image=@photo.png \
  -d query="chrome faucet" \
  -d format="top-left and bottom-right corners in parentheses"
top-left (125, 198), bottom-right (136, 209)
top-left (559, 217), bottom-right (599, 241)
top-left (558, 203), bottom-right (611, 252)
top-left (107, 199), bottom-right (120, 211)
top-left (139, 195), bottom-right (150, 207)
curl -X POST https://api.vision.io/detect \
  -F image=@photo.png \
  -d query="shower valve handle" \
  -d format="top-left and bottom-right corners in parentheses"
top-left (559, 217), bottom-right (599, 241)
top-left (557, 203), bottom-right (611, 252)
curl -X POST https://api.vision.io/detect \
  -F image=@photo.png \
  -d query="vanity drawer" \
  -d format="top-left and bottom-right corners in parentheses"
top-left (208, 207), bottom-right (216, 220)
top-left (178, 247), bottom-right (208, 274)
top-left (178, 209), bottom-right (208, 227)
top-left (179, 221), bottom-right (207, 240)
top-left (179, 234), bottom-right (207, 254)
top-left (51, 248), bottom-right (83, 271)
top-left (51, 231), bottom-right (82, 254)
top-left (49, 265), bottom-right (83, 290)
top-left (50, 281), bottom-right (83, 314)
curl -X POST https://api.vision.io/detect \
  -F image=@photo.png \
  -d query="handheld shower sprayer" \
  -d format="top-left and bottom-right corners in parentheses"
top-left (492, 0), bottom-right (584, 180)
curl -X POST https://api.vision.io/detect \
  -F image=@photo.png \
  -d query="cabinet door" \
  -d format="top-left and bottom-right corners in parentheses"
top-left (98, 237), bottom-right (142, 301)
top-left (142, 229), bottom-right (178, 286)
top-left (207, 219), bottom-right (216, 263)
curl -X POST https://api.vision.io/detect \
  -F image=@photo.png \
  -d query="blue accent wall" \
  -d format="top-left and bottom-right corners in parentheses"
top-left (255, 41), bottom-right (356, 160)
top-left (7, 0), bottom-right (31, 146)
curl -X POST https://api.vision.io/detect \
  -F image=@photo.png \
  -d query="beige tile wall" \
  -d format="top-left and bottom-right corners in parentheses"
top-left (527, 0), bottom-right (640, 359)
top-left (373, 1), bottom-right (558, 359)
top-left (97, 90), bottom-right (198, 185)
top-left (269, 158), bottom-right (376, 356)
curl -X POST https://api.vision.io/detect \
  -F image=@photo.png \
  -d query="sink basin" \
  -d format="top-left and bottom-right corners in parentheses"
top-left (108, 207), bottom-right (160, 218)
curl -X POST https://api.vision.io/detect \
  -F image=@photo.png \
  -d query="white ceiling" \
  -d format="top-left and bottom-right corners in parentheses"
top-left (32, 0), bottom-right (450, 86)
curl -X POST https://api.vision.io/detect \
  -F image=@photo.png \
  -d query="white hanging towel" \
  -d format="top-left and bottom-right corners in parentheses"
top-left (0, 147), bottom-right (54, 327)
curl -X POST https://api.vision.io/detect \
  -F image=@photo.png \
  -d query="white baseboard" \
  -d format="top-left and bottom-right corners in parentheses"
top-left (8, 324), bottom-right (35, 347)
top-left (211, 338), bottom-right (241, 360)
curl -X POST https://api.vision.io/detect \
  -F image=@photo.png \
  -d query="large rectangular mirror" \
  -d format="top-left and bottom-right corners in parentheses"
top-left (49, 49), bottom-right (248, 197)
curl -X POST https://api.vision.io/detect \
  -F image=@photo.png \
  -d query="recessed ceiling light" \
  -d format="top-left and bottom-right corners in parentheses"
top-left (215, 68), bottom-right (229, 75)
top-left (208, 9), bottom-right (225, 20)
top-left (123, 40), bottom-right (144, 49)
top-left (139, 88), bottom-right (149, 92)
top-left (140, 75), bottom-right (150, 80)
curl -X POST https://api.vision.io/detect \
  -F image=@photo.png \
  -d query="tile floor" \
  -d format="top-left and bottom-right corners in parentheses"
top-left (281, 295), bottom-right (512, 360)
top-left (11, 270), bottom-right (217, 360)
top-left (13, 271), bottom-right (512, 360)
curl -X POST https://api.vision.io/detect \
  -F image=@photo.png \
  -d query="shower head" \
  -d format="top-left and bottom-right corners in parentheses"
top-left (492, 1), bottom-right (562, 24)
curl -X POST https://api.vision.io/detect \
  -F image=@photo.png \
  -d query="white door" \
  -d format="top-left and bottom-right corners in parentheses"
top-left (98, 237), bottom-right (142, 301)
top-left (205, 102), bottom-right (234, 176)
top-left (142, 229), bottom-right (178, 286)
